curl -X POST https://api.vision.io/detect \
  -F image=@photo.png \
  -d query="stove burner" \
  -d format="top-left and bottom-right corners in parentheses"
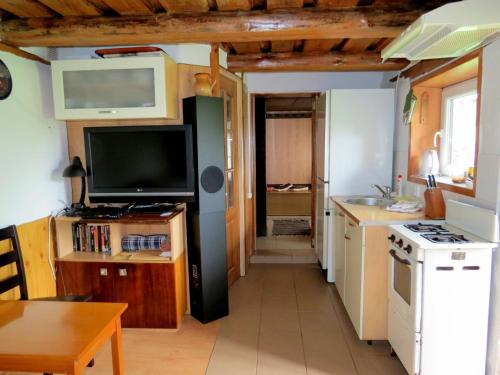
top-left (405, 223), bottom-right (447, 233)
top-left (421, 233), bottom-right (471, 244)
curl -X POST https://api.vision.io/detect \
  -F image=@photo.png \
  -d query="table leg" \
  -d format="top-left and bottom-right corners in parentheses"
top-left (111, 317), bottom-right (124, 375)
top-left (67, 362), bottom-right (82, 375)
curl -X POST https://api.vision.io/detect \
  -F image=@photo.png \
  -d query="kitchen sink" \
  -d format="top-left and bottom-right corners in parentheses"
top-left (344, 197), bottom-right (395, 206)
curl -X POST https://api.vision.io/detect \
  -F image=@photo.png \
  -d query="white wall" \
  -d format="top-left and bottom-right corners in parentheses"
top-left (54, 44), bottom-right (228, 68)
top-left (246, 71), bottom-right (397, 93)
top-left (393, 40), bottom-right (500, 374)
top-left (0, 51), bottom-right (70, 227)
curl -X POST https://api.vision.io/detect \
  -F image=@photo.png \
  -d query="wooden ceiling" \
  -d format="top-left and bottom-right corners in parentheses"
top-left (0, 0), bottom-right (458, 72)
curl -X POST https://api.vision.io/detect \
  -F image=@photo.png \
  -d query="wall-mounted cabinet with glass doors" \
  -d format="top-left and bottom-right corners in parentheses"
top-left (51, 55), bottom-right (178, 120)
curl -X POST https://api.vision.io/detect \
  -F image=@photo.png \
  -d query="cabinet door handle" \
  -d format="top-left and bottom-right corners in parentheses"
top-left (98, 110), bottom-right (117, 114)
top-left (99, 268), bottom-right (108, 276)
top-left (344, 235), bottom-right (351, 240)
top-left (118, 268), bottom-right (128, 277)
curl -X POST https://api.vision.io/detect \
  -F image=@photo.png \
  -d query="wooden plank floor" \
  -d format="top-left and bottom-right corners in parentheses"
top-left (1, 264), bottom-right (406, 375)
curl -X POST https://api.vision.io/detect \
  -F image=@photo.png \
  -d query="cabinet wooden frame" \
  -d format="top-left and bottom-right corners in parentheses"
top-left (407, 49), bottom-right (482, 197)
top-left (53, 210), bottom-right (187, 328)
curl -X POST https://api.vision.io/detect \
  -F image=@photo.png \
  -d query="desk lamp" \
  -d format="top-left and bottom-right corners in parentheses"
top-left (63, 156), bottom-right (87, 209)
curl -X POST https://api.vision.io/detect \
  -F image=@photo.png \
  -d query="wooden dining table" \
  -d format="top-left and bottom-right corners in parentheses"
top-left (0, 300), bottom-right (127, 375)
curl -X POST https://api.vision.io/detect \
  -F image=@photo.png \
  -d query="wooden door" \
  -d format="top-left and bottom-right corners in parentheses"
top-left (112, 263), bottom-right (178, 328)
top-left (220, 75), bottom-right (240, 286)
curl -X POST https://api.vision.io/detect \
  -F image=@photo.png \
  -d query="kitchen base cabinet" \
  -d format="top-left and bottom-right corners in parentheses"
top-left (56, 256), bottom-right (186, 328)
top-left (344, 218), bottom-right (364, 338)
top-left (333, 204), bottom-right (389, 340)
top-left (333, 207), bottom-right (346, 302)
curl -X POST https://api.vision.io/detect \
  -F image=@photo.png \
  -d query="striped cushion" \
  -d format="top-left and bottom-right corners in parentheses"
top-left (121, 234), bottom-right (170, 252)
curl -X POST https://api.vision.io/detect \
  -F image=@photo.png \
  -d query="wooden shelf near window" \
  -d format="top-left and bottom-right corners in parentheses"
top-left (408, 50), bottom-right (482, 198)
top-left (409, 175), bottom-right (474, 197)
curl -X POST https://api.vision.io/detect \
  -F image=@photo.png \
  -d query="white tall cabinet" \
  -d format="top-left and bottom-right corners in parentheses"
top-left (314, 89), bottom-right (395, 283)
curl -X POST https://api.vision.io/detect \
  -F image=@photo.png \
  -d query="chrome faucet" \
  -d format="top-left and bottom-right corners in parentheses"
top-left (371, 184), bottom-right (392, 199)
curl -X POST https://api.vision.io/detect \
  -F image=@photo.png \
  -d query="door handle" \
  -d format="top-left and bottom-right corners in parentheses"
top-left (118, 268), bottom-right (128, 277)
top-left (99, 268), bottom-right (108, 276)
top-left (344, 235), bottom-right (351, 240)
top-left (389, 249), bottom-right (411, 265)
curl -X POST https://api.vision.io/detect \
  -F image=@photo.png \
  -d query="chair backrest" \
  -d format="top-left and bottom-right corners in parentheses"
top-left (0, 225), bottom-right (28, 300)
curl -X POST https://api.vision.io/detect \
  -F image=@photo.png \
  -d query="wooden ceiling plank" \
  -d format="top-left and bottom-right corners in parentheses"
top-left (271, 40), bottom-right (296, 53)
top-left (267, 0), bottom-right (304, 10)
top-left (0, 0), bottom-right (55, 18)
top-left (100, 0), bottom-right (153, 15)
top-left (373, 37), bottom-right (392, 52)
top-left (159, 0), bottom-right (209, 13)
top-left (215, 0), bottom-right (252, 11)
top-left (231, 42), bottom-right (262, 54)
top-left (303, 38), bottom-right (342, 52)
top-left (316, 0), bottom-right (359, 8)
top-left (373, 0), bottom-right (408, 5)
top-left (227, 51), bottom-right (408, 72)
top-left (342, 38), bottom-right (376, 52)
top-left (37, 0), bottom-right (102, 16)
top-left (1, 7), bottom-right (423, 47)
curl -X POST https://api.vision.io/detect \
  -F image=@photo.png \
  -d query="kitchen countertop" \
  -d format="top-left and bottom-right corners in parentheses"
top-left (332, 196), bottom-right (431, 226)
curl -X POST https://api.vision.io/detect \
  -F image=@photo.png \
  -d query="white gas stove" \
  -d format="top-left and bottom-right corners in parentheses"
top-left (387, 200), bottom-right (498, 375)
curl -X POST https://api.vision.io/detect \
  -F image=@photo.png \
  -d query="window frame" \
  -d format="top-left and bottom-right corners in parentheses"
top-left (407, 50), bottom-right (482, 197)
top-left (440, 78), bottom-right (478, 178)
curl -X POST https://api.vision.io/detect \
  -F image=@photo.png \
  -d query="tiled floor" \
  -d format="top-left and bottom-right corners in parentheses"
top-left (253, 216), bottom-right (316, 263)
top-left (1, 264), bottom-right (405, 375)
top-left (207, 263), bottom-right (407, 375)
top-left (0, 316), bottom-right (220, 375)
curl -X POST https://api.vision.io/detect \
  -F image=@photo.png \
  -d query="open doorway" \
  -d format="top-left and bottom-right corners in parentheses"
top-left (252, 94), bottom-right (317, 263)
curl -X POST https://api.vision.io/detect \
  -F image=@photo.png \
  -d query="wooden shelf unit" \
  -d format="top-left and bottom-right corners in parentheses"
top-left (54, 209), bottom-right (188, 329)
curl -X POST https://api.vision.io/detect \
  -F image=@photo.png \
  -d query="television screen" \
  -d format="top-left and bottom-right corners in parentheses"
top-left (84, 125), bottom-right (195, 203)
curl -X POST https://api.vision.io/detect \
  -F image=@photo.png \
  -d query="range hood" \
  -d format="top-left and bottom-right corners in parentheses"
top-left (382, 0), bottom-right (500, 61)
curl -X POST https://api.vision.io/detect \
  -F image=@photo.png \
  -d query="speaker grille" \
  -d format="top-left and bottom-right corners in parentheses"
top-left (201, 166), bottom-right (224, 193)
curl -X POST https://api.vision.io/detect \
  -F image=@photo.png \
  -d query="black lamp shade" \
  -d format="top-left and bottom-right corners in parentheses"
top-left (63, 156), bottom-right (86, 177)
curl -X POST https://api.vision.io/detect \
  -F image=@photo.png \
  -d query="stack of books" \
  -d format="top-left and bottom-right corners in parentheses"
top-left (72, 223), bottom-right (111, 253)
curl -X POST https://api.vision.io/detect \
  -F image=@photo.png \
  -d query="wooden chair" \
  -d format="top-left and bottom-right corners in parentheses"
top-left (0, 225), bottom-right (95, 374)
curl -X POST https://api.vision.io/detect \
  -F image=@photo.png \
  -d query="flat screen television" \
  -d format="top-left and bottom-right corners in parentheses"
top-left (84, 125), bottom-right (195, 203)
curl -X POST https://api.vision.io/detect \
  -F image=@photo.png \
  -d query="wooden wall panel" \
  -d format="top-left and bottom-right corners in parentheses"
top-left (407, 86), bottom-right (442, 177)
top-left (66, 63), bottom-right (210, 204)
top-left (0, 217), bottom-right (56, 300)
top-left (265, 118), bottom-right (312, 185)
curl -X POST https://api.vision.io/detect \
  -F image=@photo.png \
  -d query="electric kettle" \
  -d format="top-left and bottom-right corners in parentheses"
top-left (419, 149), bottom-right (439, 175)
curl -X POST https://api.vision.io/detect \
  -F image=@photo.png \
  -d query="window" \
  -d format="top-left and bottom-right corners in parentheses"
top-left (407, 50), bottom-right (481, 197)
top-left (440, 79), bottom-right (478, 179)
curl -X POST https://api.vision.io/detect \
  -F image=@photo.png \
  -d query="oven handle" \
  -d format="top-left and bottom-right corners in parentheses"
top-left (389, 249), bottom-right (411, 265)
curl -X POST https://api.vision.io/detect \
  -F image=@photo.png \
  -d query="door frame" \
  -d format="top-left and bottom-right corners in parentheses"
top-left (247, 92), bottom-right (320, 258)
top-left (220, 68), bottom-right (246, 280)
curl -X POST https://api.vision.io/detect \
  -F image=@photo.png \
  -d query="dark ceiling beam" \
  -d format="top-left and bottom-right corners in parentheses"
top-left (227, 51), bottom-right (408, 72)
top-left (0, 7), bottom-right (422, 47)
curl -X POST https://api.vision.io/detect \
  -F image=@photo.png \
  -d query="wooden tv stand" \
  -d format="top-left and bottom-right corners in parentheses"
top-left (54, 209), bottom-right (187, 329)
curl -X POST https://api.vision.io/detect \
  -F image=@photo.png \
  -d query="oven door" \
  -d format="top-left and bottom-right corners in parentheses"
top-left (388, 246), bottom-right (422, 332)
top-left (388, 246), bottom-right (423, 374)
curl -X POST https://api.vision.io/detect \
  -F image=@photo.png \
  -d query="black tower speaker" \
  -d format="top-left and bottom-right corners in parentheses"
top-left (183, 96), bottom-right (228, 324)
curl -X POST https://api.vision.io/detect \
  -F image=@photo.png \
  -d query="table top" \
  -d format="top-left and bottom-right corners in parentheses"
top-left (0, 301), bottom-right (127, 361)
